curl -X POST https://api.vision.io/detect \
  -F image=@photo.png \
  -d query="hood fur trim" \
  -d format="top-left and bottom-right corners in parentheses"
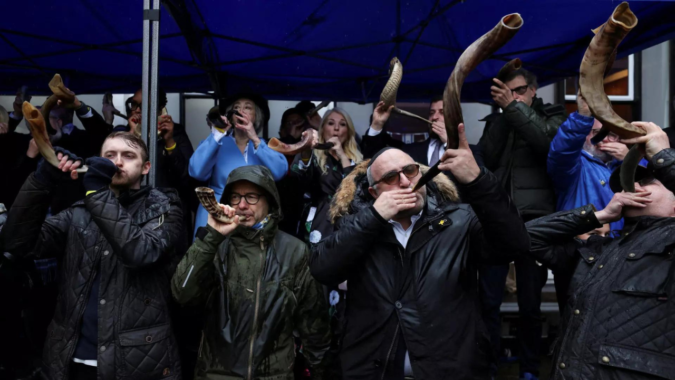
top-left (329, 160), bottom-right (460, 223)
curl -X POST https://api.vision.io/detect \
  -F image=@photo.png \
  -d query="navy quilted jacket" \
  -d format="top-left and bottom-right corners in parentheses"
top-left (1, 173), bottom-right (185, 380)
top-left (526, 148), bottom-right (675, 380)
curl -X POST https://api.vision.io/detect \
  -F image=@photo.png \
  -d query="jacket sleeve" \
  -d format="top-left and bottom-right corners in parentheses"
top-left (310, 205), bottom-right (390, 285)
top-left (76, 107), bottom-right (112, 149)
top-left (188, 134), bottom-right (221, 181)
top-left (478, 118), bottom-right (510, 170)
top-left (8, 114), bottom-right (21, 133)
top-left (160, 135), bottom-right (194, 192)
top-left (172, 225), bottom-right (224, 306)
top-left (361, 128), bottom-right (404, 159)
top-left (0, 173), bottom-right (72, 260)
top-left (503, 101), bottom-right (566, 157)
top-left (293, 247), bottom-right (331, 374)
top-left (84, 189), bottom-right (184, 270)
top-left (289, 153), bottom-right (320, 189)
top-left (461, 168), bottom-right (530, 263)
top-left (253, 139), bottom-right (288, 181)
top-left (524, 205), bottom-right (602, 272)
top-left (652, 148), bottom-right (675, 192)
top-left (547, 112), bottom-right (595, 192)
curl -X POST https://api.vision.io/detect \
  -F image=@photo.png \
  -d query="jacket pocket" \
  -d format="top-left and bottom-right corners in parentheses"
top-left (598, 344), bottom-right (675, 379)
top-left (611, 250), bottom-right (674, 297)
top-left (118, 323), bottom-right (174, 379)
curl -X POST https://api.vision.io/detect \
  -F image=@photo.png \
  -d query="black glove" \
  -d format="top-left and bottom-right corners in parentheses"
top-left (83, 157), bottom-right (119, 192)
top-left (34, 147), bottom-right (82, 186)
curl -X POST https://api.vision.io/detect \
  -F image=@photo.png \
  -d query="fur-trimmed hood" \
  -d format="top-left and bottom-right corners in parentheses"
top-left (329, 160), bottom-right (460, 223)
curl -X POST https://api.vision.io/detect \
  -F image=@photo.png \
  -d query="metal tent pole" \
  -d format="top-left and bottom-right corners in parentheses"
top-left (142, 0), bottom-right (161, 187)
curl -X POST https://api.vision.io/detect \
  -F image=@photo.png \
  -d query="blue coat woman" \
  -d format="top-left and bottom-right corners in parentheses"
top-left (189, 94), bottom-right (288, 237)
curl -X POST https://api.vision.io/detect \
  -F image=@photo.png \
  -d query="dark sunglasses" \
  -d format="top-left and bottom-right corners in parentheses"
top-left (229, 192), bottom-right (264, 205)
top-left (126, 99), bottom-right (141, 111)
top-left (373, 164), bottom-right (420, 186)
top-left (510, 85), bottom-right (530, 96)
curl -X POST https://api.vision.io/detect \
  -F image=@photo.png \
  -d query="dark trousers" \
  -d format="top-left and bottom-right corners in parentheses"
top-left (479, 258), bottom-right (548, 376)
top-left (69, 362), bottom-right (97, 380)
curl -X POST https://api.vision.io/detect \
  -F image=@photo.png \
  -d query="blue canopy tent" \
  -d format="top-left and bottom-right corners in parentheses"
top-left (2, 0), bottom-right (675, 103)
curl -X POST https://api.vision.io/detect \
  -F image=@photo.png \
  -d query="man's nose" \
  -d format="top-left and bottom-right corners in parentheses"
top-left (399, 172), bottom-right (411, 188)
top-left (237, 198), bottom-right (249, 209)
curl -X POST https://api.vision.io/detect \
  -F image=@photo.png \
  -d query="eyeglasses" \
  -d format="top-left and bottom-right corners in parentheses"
top-left (590, 129), bottom-right (620, 141)
top-left (509, 85), bottom-right (530, 95)
top-left (373, 164), bottom-right (420, 186)
top-left (126, 99), bottom-right (141, 111)
top-left (229, 192), bottom-right (264, 205)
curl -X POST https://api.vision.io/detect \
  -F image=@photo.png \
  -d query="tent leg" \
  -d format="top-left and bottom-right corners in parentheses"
top-left (142, 0), bottom-right (161, 187)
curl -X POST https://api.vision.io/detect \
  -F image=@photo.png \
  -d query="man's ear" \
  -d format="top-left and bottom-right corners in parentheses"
top-left (368, 186), bottom-right (378, 199)
top-left (142, 161), bottom-right (151, 176)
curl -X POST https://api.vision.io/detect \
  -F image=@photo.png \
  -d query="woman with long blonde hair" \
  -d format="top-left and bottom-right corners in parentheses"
top-left (290, 107), bottom-right (362, 243)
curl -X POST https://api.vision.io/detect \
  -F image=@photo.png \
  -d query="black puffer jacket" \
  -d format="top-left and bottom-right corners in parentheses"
top-left (478, 97), bottom-right (566, 218)
top-left (525, 148), bottom-right (675, 380)
top-left (0, 174), bottom-right (185, 380)
top-left (310, 162), bottom-right (530, 379)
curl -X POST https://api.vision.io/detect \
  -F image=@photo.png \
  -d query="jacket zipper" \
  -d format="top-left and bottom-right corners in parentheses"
top-left (198, 330), bottom-right (205, 358)
top-left (380, 325), bottom-right (400, 380)
top-left (247, 236), bottom-right (266, 380)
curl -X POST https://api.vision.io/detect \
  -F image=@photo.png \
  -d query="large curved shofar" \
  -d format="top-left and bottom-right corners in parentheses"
top-left (579, 2), bottom-right (642, 192)
top-left (380, 57), bottom-right (434, 125)
top-left (40, 74), bottom-right (76, 122)
top-left (22, 101), bottom-right (88, 173)
top-left (195, 187), bottom-right (235, 224)
top-left (445, 13), bottom-right (523, 149)
top-left (413, 14), bottom-right (523, 191)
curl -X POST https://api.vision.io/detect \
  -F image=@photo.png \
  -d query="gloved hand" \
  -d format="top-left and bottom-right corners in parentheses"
top-left (35, 147), bottom-right (82, 185)
top-left (83, 157), bottom-right (119, 192)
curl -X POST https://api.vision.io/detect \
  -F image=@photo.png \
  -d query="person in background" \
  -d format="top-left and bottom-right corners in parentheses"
top-left (291, 107), bottom-right (363, 244)
top-left (278, 107), bottom-right (306, 144)
top-left (172, 165), bottom-right (330, 380)
top-left (477, 66), bottom-right (566, 380)
top-left (0, 132), bottom-right (185, 380)
top-left (363, 94), bottom-right (484, 168)
top-left (189, 93), bottom-right (288, 238)
top-left (0, 90), bottom-right (33, 210)
top-left (296, 100), bottom-right (323, 130)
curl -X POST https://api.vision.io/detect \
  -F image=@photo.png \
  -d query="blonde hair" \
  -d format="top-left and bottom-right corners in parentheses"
top-left (315, 107), bottom-right (363, 174)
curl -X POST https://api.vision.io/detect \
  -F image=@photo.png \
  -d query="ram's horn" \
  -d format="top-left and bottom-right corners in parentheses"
top-left (496, 58), bottom-right (522, 83)
top-left (39, 74), bottom-right (76, 122)
top-left (444, 13), bottom-right (523, 149)
top-left (380, 57), bottom-right (433, 125)
top-left (195, 187), bottom-right (235, 224)
top-left (22, 101), bottom-right (88, 173)
top-left (308, 100), bottom-right (330, 116)
top-left (0, 105), bottom-right (8, 125)
top-left (268, 129), bottom-right (320, 155)
top-left (579, 2), bottom-right (642, 192)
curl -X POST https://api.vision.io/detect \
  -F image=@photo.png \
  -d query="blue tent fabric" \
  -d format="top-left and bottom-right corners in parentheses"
top-left (1, 0), bottom-right (675, 102)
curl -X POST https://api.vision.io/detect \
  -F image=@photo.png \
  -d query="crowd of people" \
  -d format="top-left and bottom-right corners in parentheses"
top-left (1, 63), bottom-right (674, 380)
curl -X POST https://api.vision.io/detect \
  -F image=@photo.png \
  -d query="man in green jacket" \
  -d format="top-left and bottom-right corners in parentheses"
top-left (172, 165), bottom-right (330, 380)
top-left (478, 66), bottom-right (567, 380)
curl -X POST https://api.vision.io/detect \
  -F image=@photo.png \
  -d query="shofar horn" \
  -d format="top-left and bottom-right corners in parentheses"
top-left (445, 13), bottom-right (523, 149)
top-left (412, 13), bottom-right (523, 192)
top-left (380, 57), bottom-right (433, 125)
top-left (496, 58), bottom-right (522, 83)
top-left (22, 101), bottom-right (88, 173)
top-left (268, 130), bottom-right (317, 155)
top-left (308, 100), bottom-right (330, 116)
top-left (195, 187), bottom-right (235, 224)
top-left (40, 74), bottom-right (76, 121)
top-left (579, 1), bottom-right (642, 192)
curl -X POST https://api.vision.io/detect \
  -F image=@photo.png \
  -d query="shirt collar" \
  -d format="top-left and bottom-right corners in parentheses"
top-left (388, 209), bottom-right (423, 229)
top-left (61, 123), bottom-right (75, 135)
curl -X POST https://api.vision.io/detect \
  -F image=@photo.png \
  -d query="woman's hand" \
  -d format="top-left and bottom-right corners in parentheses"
top-left (234, 112), bottom-right (260, 146)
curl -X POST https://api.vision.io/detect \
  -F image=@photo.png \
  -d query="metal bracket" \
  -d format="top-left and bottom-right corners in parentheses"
top-left (143, 9), bottom-right (160, 21)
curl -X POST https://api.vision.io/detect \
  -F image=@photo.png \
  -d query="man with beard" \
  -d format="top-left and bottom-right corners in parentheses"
top-left (0, 132), bottom-right (185, 380)
top-left (310, 124), bottom-right (529, 379)
top-left (547, 92), bottom-right (633, 233)
top-left (172, 165), bottom-right (330, 380)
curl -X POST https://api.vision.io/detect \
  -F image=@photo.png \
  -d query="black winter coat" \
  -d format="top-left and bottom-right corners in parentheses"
top-left (525, 148), bottom-right (675, 380)
top-left (310, 162), bottom-right (530, 380)
top-left (478, 97), bottom-right (566, 218)
top-left (0, 174), bottom-right (185, 380)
